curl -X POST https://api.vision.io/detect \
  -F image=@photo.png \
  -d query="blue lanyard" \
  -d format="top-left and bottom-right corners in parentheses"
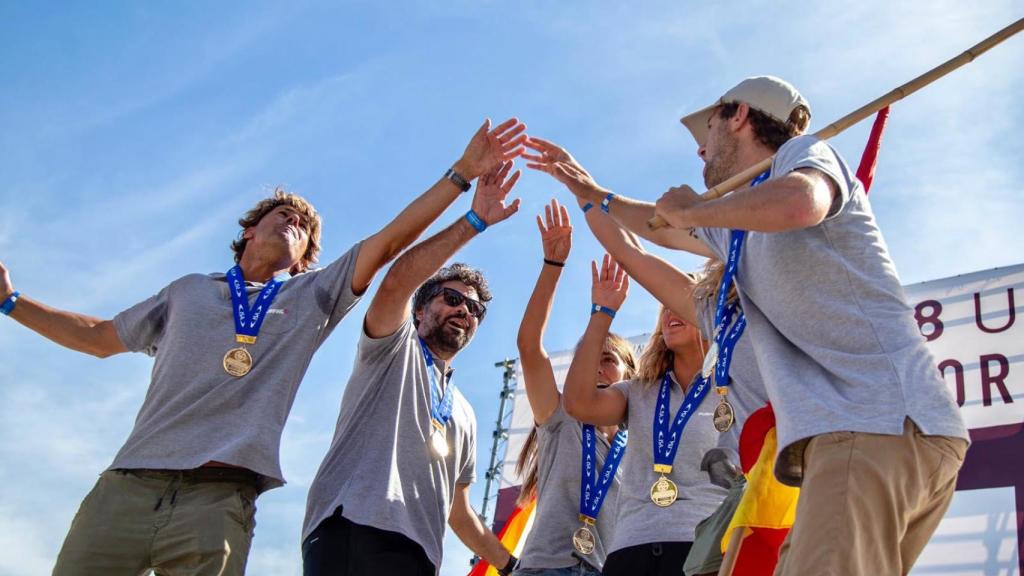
top-left (652, 372), bottom-right (711, 471)
top-left (709, 170), bottom-right (770, 388)
top-left (419, 338), bottom-right (456, 426)
top-left (579, 425), bottom-right (627, 521)
top-left (226, 266), bottom-right (286, 344)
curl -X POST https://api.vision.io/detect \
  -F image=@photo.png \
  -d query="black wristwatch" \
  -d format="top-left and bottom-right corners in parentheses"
top-left (497, 554), bottom-right (518, 576)
top-left (444, 167), bottom-right (472, 192)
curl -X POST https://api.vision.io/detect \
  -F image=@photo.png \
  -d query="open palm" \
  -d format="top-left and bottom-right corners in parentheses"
top-left (472, 161), bottom-right (522, 226)
top-left (537, 198), bottom-right (572, 262)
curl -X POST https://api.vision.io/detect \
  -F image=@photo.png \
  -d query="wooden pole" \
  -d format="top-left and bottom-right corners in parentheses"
top-left (718, 526), bottom-right (750, 576)
top-left (648, 17), bottom-right (1024, 230)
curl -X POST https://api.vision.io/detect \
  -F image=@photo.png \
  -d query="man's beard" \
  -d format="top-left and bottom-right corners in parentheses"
top-left (702, 130), bottom-right (739, 188)
top-left (422, 312), bottom-right (473, 355)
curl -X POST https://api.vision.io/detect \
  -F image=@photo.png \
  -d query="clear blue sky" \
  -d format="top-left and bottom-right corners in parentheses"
top-left (1, 2), bottom-right (1021, 574)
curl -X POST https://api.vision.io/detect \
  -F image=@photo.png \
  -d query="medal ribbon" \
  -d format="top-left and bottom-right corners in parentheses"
top-left (652, 371), bottom-right (712, 471)
top-left (579, 425), bottom-right (627, 521)
top-left (226, 265), bottom-right (286, 344)
top-left (419, 338), bottom-right (456, 426)
top-left (710, 170), bottom-right (770, 388)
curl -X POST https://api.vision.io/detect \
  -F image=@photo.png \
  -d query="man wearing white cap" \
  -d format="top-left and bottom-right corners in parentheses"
top-left (523, 76), bottom-right (969, 575)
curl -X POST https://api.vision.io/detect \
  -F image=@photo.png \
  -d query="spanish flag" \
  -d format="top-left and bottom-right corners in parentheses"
top-left (467, 496), bottom-right (537, 576)
top-left (720, 404), bottom-right (799, 575)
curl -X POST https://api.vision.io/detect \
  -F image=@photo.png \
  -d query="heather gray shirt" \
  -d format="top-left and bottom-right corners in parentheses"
top-left (695, 135), bottom-right (968, 461)
top-left (518, 400), bottom-right (621, 571)
top-left (609, 375), bottom-right (728, 551)
top-left (302, 316), bottom-right (476, 570)
top-left (110, 244), bottom-right (363, 490)
top-left (695, 298), bottom-right (769, 467)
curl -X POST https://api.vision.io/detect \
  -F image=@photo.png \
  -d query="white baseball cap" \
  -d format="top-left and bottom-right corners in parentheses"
top-left (680, 76), bottom-right (810, 146)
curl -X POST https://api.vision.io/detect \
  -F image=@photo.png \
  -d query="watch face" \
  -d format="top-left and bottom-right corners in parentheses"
top-left (446, 168), bottom-right (471, 191)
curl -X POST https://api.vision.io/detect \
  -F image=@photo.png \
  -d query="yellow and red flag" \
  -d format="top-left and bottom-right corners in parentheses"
top-left (720, 404), bottom-right (799, 574)
top-left (467, 496), bottom-right (537, 576)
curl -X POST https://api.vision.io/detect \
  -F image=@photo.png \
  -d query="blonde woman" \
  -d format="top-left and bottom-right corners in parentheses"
top-left (513, 199), bottom-right (637, 576)
top-left (562, 256), bottom-right (727, 576)
top-left (524, 136), bottom-right (771, 575)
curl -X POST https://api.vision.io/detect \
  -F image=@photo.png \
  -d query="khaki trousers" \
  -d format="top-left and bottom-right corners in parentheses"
top-left (53, 470), bottom-right (258, 576)
top-left (774, 420), bottom-right (967, 576)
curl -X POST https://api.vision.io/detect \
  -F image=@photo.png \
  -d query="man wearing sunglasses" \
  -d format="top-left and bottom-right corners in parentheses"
top-left (1, 115), bottom-right (526, 576)
top-left (303, 161), bottom-right (522, 576)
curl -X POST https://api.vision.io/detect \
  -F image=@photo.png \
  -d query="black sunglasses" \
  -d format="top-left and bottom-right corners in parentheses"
top-left (436, 287), bottom-right (487, 320)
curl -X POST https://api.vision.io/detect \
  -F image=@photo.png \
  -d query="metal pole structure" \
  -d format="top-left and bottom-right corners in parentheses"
top-left (479, 358), bottom-right (517, 529)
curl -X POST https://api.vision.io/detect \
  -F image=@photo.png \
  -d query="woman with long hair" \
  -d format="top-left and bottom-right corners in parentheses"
top-left (524, 135), bottom-right (770, 575)
top-left (512, 199), bottom-right (637, 576)
top-left (562, 255), bottom-right (727, 576)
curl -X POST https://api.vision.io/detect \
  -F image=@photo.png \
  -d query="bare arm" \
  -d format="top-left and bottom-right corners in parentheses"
top-left (654, 168), bottom-right (838, 232)
top-left (577, 196), bottom-right (700, 326)
top-left (364, 162), bottom-right (521, 338)
top-left (522, 136), bottom-right (713, 257)
top-left (448, 483), bottom-right (512, 569)
top-left (516, 199), bottom-right (572, 426)
top-left (351, 118), bottom-right (527, 294)
top-left (0, 262), bottom-right (127, 358)
top-left (562, 255), bottom-right (629, 426)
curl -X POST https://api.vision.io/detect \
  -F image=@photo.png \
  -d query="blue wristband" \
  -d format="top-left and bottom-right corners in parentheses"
top-left (591, 303), bottom-right (616, 319)
top-left (600, 193), bottom-right (615, 214)
top-left (581, 202), bottom-right (594, 214)
top-left (1, 291), bottom-right (20, 316)
top-left (465, 210), bottom-right (487, 233)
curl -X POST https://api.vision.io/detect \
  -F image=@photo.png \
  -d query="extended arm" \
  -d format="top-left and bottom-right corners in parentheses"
top-left (351, 118), bottom-right (527, 294)
top-left (448, 483), bottom-right (513, 570)
top-left (578, 197), bottom-right (700, 326)
top-left (653, 168), bottom-right (838, 232)
top-left (523, 136), bottom-right (713, 257)
top-left (0, 262), bottom-right (127, 358)
top-left (562, 255), bottom-right (629, 426)
top-left (364, 162), bottom-right (521, 338)
top-left (516, 199), bottom-right (572, 425)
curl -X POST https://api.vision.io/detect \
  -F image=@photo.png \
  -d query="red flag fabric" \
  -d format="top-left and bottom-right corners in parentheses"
top-left (724, 404), bottom-right (799, 576)
top-left (467, 497), bottom-right (537, 576)
top-left (856, 106), bottom-right (890, 194)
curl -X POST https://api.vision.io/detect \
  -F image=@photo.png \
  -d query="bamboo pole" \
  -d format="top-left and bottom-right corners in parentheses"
top-left (648, 17), bottom-right (1024, 230)
top-left (718, 526), bottom-right (750, 576)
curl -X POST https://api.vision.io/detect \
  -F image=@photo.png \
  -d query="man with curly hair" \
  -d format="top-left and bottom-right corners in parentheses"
top-left (303, 161), bottom-right (523, 576)
top-left (0, 117), bottom-right (527, 576)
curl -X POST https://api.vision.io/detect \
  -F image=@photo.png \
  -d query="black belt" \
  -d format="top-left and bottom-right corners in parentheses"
top-left (116, 467), bottom-right (262, 487)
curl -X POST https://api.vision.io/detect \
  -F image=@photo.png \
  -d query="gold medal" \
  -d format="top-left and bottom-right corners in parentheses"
top-left (428, 422), bottom-right (449, 459)
top-left (650, 475), bottom-right (678, 507)
top-left (223, 347), bottom-right (253, 377)
top-left (702, 341), bottom-right (719, 379)
top-left (713, 389), bottom-right (735, 433)
top-left (572, 524), bottom-right (596, 555)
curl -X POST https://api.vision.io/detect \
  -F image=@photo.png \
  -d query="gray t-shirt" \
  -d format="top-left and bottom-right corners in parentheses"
top-left (110, 244), bottom-right (363, 490)
top-left (609, 375), bottom-right (728, 551)
top-left (518, 400), bottom-right (621, 571)
top-left (302, 316), bottom-right (477, 570)
top-left (695, 135), bottom-right (968, 464)
top-left (695, 297), bottom-right (768, 467)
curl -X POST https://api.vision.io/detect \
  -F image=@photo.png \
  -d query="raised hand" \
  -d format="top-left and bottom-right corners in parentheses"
top-left (591, 254), bottom-right (629, 312)
top-left (472, 161), bottom-right (522, 227)
top-left (523, 137), bottom-right (604, 200)
top-left (0, 261), bottom-right (13, 300)
top-left (537, 198), bottom-right (572, 263)
top-left (457, 118), bottom-right (528, 180)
